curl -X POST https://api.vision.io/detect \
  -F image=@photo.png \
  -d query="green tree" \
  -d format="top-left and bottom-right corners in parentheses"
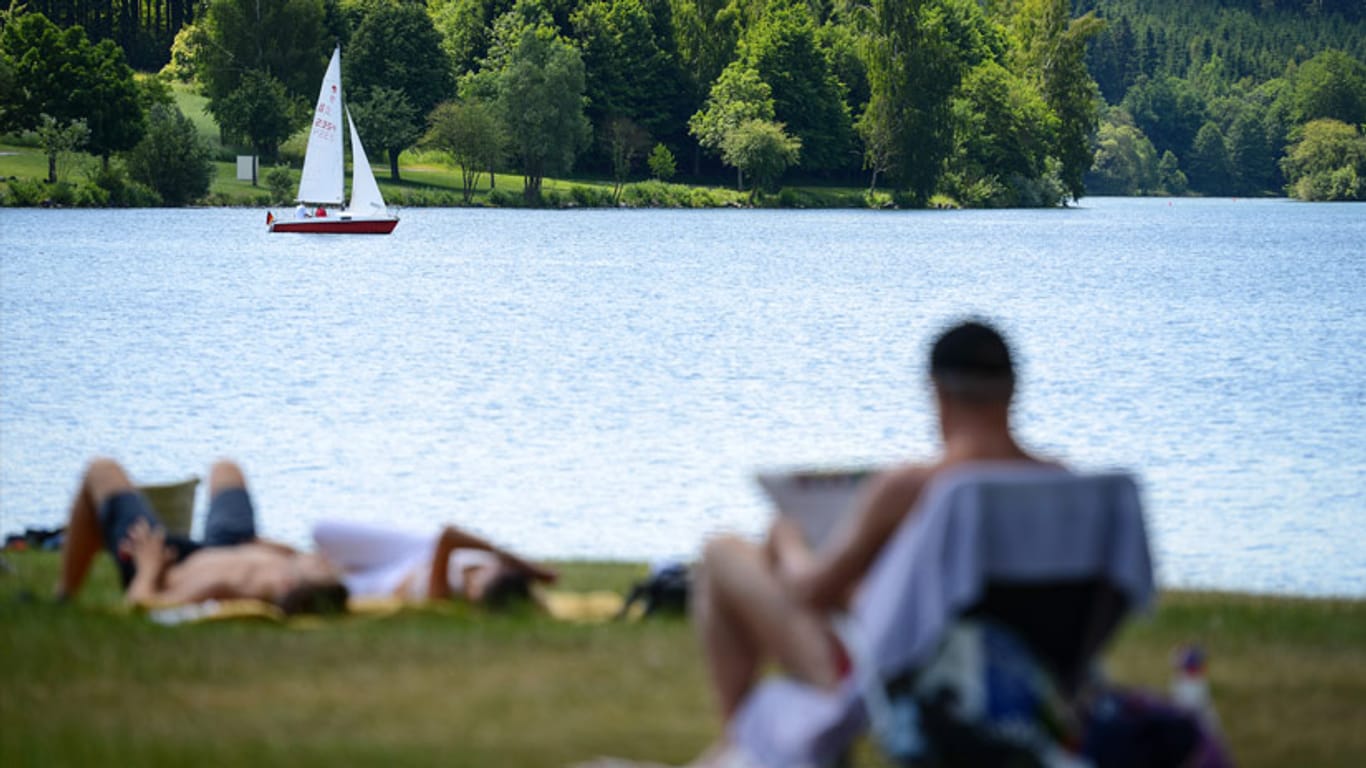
top-left (0, 50), bottom-right (14, 131)
top-left (348, 86), bottom-right (422, 182)
top-left (951, 60), bottom-right (1058, 203)
top-left (126, 103), bottom-right (215, 205)
top-left (431, 0), bottom-right (514, 77)
top-left (82, 39), bottom-right (145, 167)
top-left (1187, 121), bottom-right (1233, 194)
top-left (495, 23), bottom-right (591, 203)
top-left (35, 114), bottom-right (90, 183)
top-left (572, 0), bottom-right (690, 160)
top-left (1009, 0), bottom-right (1104, 201)
top-left (856, 95), bottom-right (898, 194)
top-left (195, 0), bottom-right (328, 109)
top-left (604, 115), bottom-right (651, 200)
top-left (862, 0), bottom-right (994, 204)
top-left (1, 13), bottom-right (144, 166)
top-left (647, 141), bottom-right (676, 180)
top-left (1087, 114), bottom-right (1157, 195)
top-left (720, 118), bottom-right (800, 202)
top-left (689, 61), bottom-right (773, 187)
top-left (815, 19), bottom-right (869, 119)
top-left (1121, 75), bottom-right (1207, 160)
top-left (741, 1), bottom-right (853, 172)
top-left (1226, 109), bottom-right (1278, 195)
top-left (1156, 149), bottom-right (1187, 195)
top-left (215, 69), bottom-right (297, 181)
top-left (1281, 118), bottom-right (1366, 201)
top-left (424, 98), bottom-right (506, 202)
top-left (345, 1), bottom-right (454, 181)
top-left (670, 0), bottom-right (739, 132)
top-left (1291, 49), bottom-right (1366, 126)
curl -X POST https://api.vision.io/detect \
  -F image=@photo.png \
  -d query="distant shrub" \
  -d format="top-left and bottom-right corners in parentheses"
top-left (486, 188), bottom-right (518, 207)
top-left (47, 181), bottom-right (76, 206)
top-left (127, 104), bottom-right (214, 205)
top-left (863, 190), bottom-right (894, 209)
top-left (623, 180), bottom-right (679, 207)
top-left (265, 166), bottom-right (294, 204)
top-left (398, 188), bottom-right (461, 206)
top-left (647, 143), bottom-right (676, 181)
top-left (6, 178), bottom-right (47, 206)
top-left (73, 180), bottom-right (110, 206)
top-left (3, 130), bottom-right (42, 149)
top-left (685, 187), bottom-right (717, 208)
top-left (569, 185), bottom-right (612, 207)
top-left (85, 163), bottom-right (163, 207)
top-left (776, 187), bottom-right (822, 208)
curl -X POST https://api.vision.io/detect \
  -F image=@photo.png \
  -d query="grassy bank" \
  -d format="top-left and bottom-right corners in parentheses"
top-left (0, 139), bottom-right (874, 210)
top-left (1, 550), bottom-right (1362, 767)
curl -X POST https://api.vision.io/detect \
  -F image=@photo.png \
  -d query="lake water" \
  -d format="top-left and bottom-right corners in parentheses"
top-left (1, 198), bottom-right (1363, 597)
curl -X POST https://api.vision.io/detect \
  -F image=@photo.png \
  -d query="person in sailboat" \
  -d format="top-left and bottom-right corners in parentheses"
top-left (310, 519), bottom-right (557, 609)
top-left (296, 203), bottom-right (310, 219)
top-left (56, 458), bottom-right (348, 615)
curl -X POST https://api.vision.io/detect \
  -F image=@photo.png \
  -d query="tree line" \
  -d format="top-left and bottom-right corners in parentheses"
top-left (3, 0), bottom-right (1364, 205)
top-left (1080, 0), bottom-right (1366, 200)
top-left (23, 0), bottom-right (197, 69)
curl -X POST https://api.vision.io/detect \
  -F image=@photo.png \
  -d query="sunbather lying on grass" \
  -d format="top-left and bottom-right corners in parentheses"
top-left (56, 458), bottom-right (348, 615)
top-left (311, 519), bottom-right (557, 607)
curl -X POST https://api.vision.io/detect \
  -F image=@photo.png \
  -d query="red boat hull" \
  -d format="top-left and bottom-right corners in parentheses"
top-left (269, 216), bottom-right (398, 234)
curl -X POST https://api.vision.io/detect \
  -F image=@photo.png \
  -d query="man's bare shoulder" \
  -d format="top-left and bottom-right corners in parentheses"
top-left (871, 461), bottom-right (943, 501)
top-left (858, 462), bottom-right (944, 527)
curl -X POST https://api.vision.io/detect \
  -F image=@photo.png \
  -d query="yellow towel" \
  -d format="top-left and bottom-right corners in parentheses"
top-left (542, 590), bottom-right (629, 623)
top-left (141, 590), bottom-right (632, 626)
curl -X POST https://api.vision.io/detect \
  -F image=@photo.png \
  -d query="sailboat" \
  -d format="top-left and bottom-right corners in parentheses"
top-left (268, 46), bottom-right (399, 234)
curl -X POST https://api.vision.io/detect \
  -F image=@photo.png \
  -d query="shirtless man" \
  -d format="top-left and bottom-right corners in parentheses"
top-left (57, 458), bottom-right (346, 614)
top-left (690, 320), bottom-right (1052, 741)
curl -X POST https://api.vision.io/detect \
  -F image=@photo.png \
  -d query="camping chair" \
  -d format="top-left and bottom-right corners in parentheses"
top-left (730, 463), bottom-right (1156, 768)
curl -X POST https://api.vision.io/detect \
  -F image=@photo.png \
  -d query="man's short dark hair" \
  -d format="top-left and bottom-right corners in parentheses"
top-left (482, 570), bottom-right (532, 610)
top-left (278, 581), bottom-right (350, 616)
top-left (930, 321), bottom-right (1015, 403)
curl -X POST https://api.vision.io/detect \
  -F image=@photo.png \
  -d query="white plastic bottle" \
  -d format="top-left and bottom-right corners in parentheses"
top-left (1171, 644), bottom-right (1221, 730)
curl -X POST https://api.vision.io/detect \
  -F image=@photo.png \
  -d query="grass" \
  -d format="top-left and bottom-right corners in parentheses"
top-left (2, 550), bottom-right (1363, 767)
top-left (1, 82), bottom-right (870, 210)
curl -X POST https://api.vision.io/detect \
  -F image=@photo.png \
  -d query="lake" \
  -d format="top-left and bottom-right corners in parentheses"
top-left (1, 198), bottom-right (1363, 597)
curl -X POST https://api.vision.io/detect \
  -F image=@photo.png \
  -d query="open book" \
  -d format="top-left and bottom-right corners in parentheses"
top-left (754, 467), bottom-right (880, 549)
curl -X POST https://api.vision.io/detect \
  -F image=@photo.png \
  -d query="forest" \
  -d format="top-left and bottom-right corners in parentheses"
top-left (2, 0), bottom-right (1364, 205)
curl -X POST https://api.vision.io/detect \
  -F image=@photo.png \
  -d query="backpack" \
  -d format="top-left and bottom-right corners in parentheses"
top-left (617, 562), bottom-right (691, 619)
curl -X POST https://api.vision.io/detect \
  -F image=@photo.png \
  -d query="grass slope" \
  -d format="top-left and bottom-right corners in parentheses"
top-left (2, 550), bottom-right (1363, 767)
top-left (1, 84), bottom-right (866, 209)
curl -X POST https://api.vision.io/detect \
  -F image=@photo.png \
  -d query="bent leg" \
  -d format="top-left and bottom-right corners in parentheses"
top-left (57, 458), bottom-right (136, 600)
top-left (202, 459), bottom-right (257, 546)
top-left (692, 535), bottom-right (841, 721)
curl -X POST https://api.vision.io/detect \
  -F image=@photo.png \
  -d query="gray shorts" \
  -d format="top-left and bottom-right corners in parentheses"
top-left (98, 487), bottom-right (257, 589)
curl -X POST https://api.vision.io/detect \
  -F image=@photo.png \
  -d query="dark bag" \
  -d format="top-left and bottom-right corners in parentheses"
top-left (617, 562), bottom-right (691, 619)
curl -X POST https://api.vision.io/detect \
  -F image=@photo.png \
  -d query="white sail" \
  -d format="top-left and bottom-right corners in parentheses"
top-left (296, 47), bottom-right (345, 204)
top-left (345, 108), bottom-right (387, 215)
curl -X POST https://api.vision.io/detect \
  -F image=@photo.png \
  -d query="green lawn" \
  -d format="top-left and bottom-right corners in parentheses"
top-left (2, 84), bottom-right (867, 211)
top-left (2, 550), bottom-right (1363, 767)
